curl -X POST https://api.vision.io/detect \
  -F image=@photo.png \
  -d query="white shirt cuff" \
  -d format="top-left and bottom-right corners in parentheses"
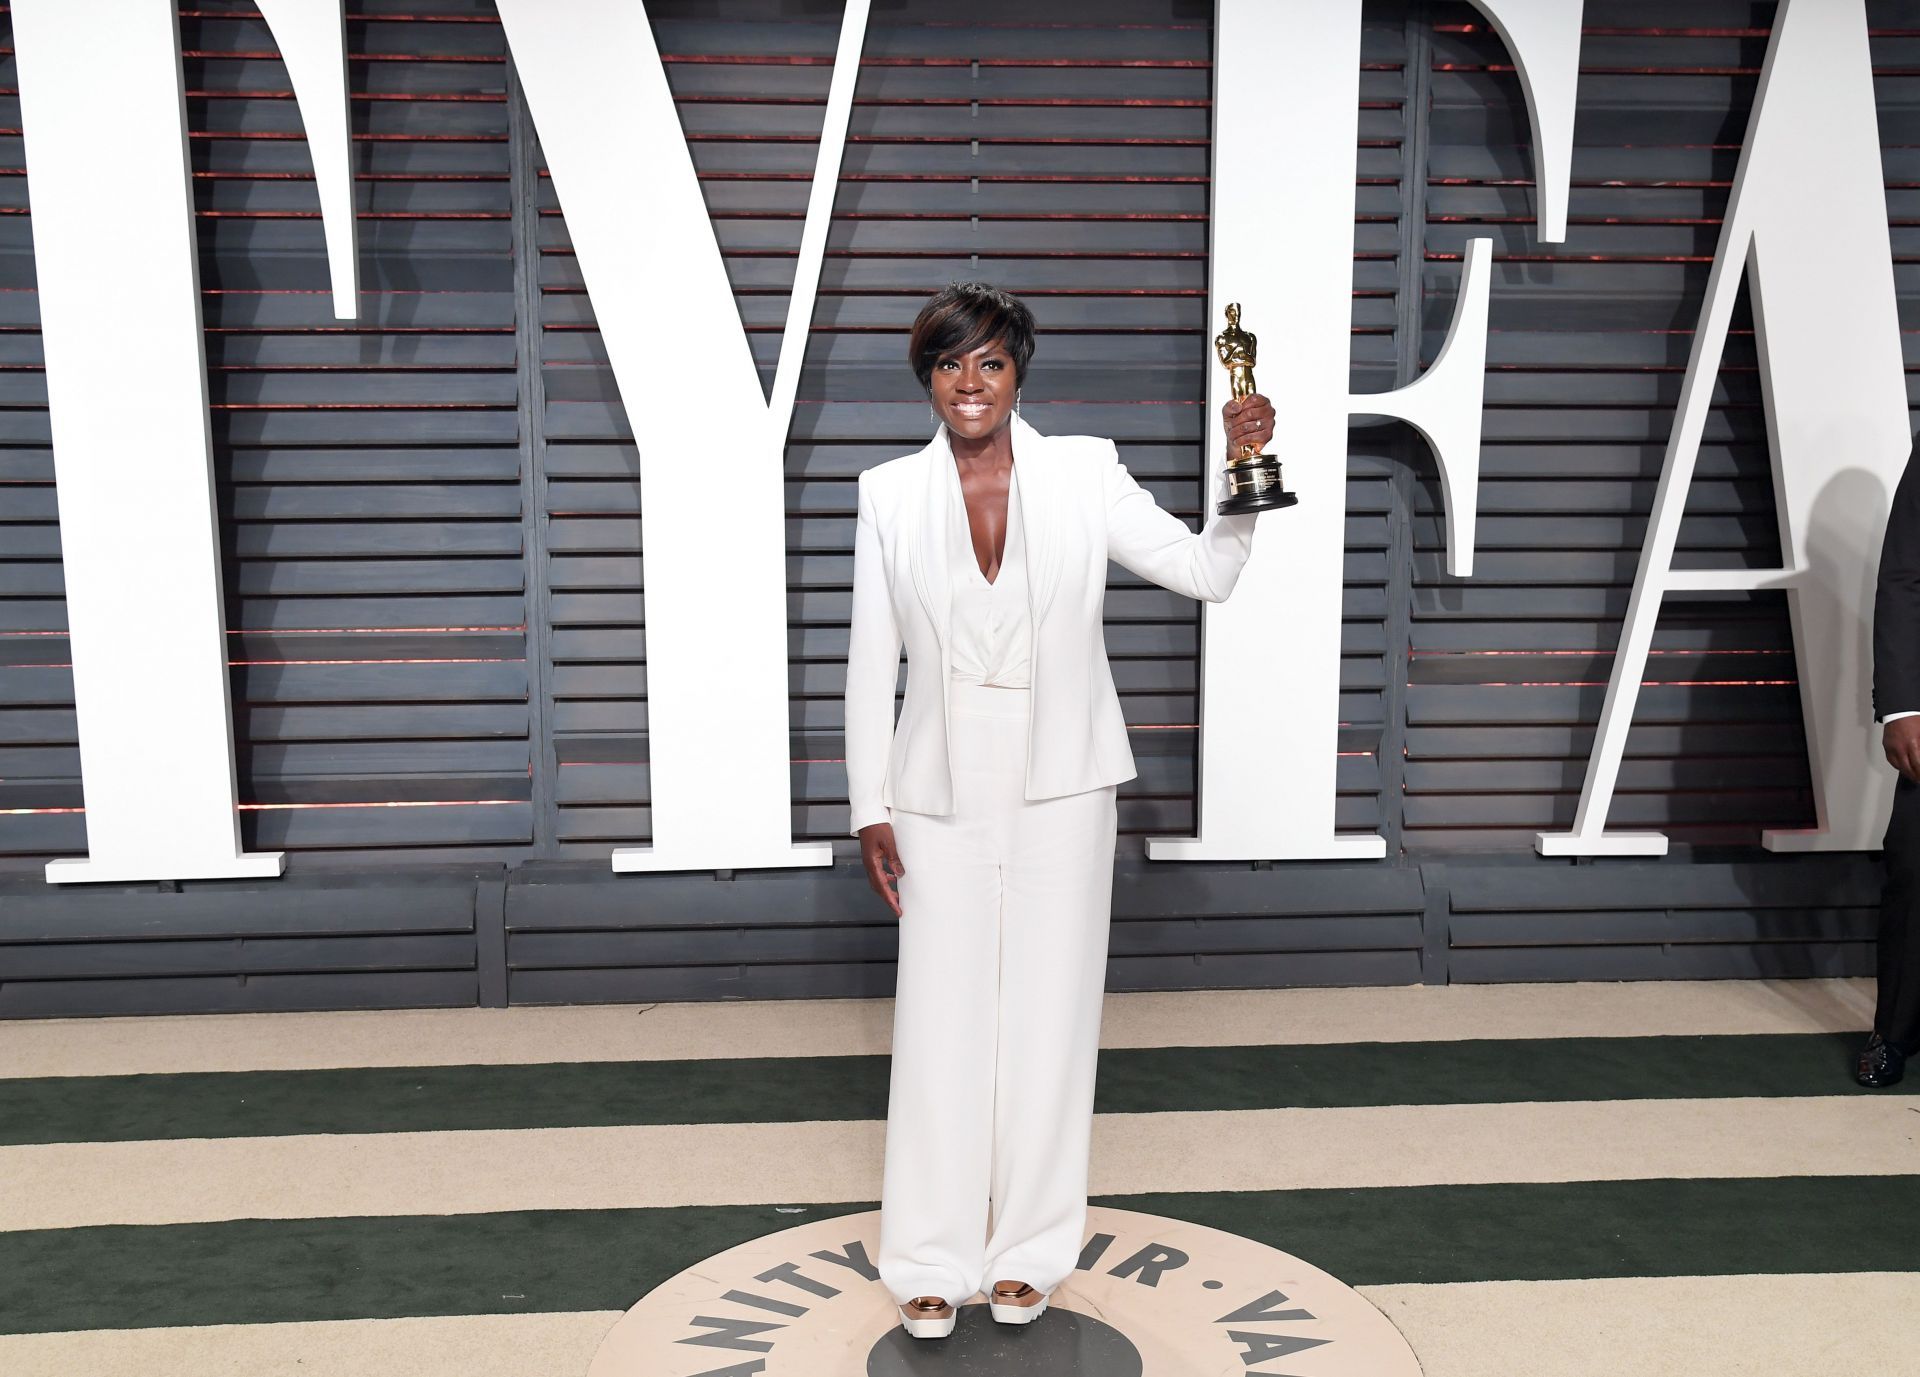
top-left (1885, 711), bottom-right (1920, 723)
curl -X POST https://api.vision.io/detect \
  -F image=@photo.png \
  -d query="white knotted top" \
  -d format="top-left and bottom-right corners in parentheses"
top-left (945, 458), bottom-right (1033, 688)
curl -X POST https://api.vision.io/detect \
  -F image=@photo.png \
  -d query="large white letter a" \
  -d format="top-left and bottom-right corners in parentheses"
top-left (1540, 0), bottom-right (1909, 857)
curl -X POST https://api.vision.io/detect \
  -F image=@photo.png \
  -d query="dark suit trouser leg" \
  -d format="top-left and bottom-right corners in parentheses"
top-left (1877, 777), bottom-right (1920, 1054)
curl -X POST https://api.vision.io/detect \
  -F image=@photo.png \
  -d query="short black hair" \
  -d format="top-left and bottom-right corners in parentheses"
top-left (907, 281), bottom-right (1037, 391)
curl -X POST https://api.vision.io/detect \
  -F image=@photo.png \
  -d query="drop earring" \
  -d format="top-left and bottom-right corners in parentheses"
top-left (1015, 388), bottom-right (1022, 415)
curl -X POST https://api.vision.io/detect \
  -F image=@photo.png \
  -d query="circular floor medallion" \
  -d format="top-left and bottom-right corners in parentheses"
top-left (587, 1206), bottom-right (1420, 1376)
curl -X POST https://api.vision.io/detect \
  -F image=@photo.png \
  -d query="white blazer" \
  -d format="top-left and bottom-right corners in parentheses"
top-left (845, 412), bottom-right (1258, 836)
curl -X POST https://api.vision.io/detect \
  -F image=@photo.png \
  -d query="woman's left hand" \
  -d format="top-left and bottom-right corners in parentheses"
top-left (1222, 393), bottom-right (1276, 456)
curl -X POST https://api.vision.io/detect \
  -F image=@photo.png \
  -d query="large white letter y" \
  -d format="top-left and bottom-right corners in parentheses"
top-left (497, 1), bottom-right (872, 872)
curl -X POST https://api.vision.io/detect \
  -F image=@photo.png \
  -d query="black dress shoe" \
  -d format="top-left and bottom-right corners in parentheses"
top-left (1856, 1033), bottom-right (1906, 1089)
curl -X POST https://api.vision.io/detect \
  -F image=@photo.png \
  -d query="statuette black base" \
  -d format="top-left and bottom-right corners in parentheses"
top-left (1217, 454), bottom-right (1297, 515)
top-left (1219, 486), bottom-right (1299, 515)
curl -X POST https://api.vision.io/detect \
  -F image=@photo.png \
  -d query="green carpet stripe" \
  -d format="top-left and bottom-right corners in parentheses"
top-left (0, 1033), bottom-right (1891, 1146)
top-left (2, 1177), bottom-right (1916, 1336)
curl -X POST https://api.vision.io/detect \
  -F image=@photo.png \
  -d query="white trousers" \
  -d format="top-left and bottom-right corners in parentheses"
top-left (876, 678), bottom-right (1119, 1307)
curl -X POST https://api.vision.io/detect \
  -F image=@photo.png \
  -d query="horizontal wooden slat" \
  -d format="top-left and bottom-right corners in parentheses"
top-left (1445, 943), bottom-right (1872, 984)
top-left (1445, 858), bottom-right (1883, 913)
top-left (1, 934), bottom-right (477, 982)
top-left (0, 970), bottom-right (480, 1018)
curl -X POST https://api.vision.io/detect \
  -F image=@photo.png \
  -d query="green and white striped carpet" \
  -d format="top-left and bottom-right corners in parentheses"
top-left (1, 979), bottom-right (1915, 1375)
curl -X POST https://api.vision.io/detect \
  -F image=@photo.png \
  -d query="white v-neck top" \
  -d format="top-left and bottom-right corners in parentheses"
top-left (946, 458), bottom-right (1033, 688)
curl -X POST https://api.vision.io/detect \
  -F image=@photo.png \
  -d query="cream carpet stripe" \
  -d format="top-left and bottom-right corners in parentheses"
top-left (3, 1277), bottom-right (1913, 1377)
top-left (1361, 1272), bottom-right (1920, 1377)
top-left (0, 1312), bottom-right (622, 1377)
top-left (5, 1095), bottom-right (1912, 1232)
top-left (0, 979), bottom-right (1874, 1079)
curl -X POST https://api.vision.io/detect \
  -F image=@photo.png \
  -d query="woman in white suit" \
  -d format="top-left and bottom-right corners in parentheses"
top-left (844, 283), bottom-right (1273, 1340)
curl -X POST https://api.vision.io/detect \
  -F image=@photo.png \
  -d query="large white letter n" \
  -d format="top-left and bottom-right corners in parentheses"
top-left (1539, 0), bottom-right (1909, 857)
top-left (497, 1), bottom-right (872, 872)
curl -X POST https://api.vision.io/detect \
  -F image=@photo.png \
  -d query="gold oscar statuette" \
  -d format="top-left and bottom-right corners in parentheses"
top-left (1214, 301), bottom-right (1297, 514)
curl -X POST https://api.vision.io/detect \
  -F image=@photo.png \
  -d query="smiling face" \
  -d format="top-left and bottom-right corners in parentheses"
top-left (928, 338), bottom-right (1018, 443)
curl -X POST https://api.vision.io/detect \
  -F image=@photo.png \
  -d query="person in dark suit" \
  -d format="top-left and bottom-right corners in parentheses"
top-left (1865, 437), bottom-right (1920, 1087)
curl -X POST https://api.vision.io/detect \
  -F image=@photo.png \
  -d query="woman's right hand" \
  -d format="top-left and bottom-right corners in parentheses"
top-left (859, 821), bottom-right (905, 918)
top-left (1222, 392), bottom-right (1275, 456)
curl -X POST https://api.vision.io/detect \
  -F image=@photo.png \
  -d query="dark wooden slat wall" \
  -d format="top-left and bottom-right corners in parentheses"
top-left (1406, 1), bottom-right (1915, 853)
top-left (0, 0), bottom-right (536, 864)
top-left (0, 0), bottom-right (64, 861)
top-left (0, 0), bottom-right (1905, 1014)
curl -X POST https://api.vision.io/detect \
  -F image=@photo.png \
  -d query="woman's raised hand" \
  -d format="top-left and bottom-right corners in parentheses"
top-left (859, 821), bottom-right (906, 917)
top-left (1222, 393), bottom-right (1276, 457)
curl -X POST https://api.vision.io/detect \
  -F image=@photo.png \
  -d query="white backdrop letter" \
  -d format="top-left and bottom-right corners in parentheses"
top-left (1538, 0), bottom-right (1908, 857)
top-left (1149, 0), bottom-right (1583, 863)
top-left (17, 0), bottom-right (355, 883)
top-left (495, 0), bottom-right (870, 872)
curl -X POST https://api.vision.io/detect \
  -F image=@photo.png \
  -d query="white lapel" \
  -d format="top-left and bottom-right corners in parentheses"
top-left (1008, 412), bottom-right (1061, 621)
top-left (906, 412), bottom-right (1062, 649)
top-left (905, 424), bottom-right (952, 651)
